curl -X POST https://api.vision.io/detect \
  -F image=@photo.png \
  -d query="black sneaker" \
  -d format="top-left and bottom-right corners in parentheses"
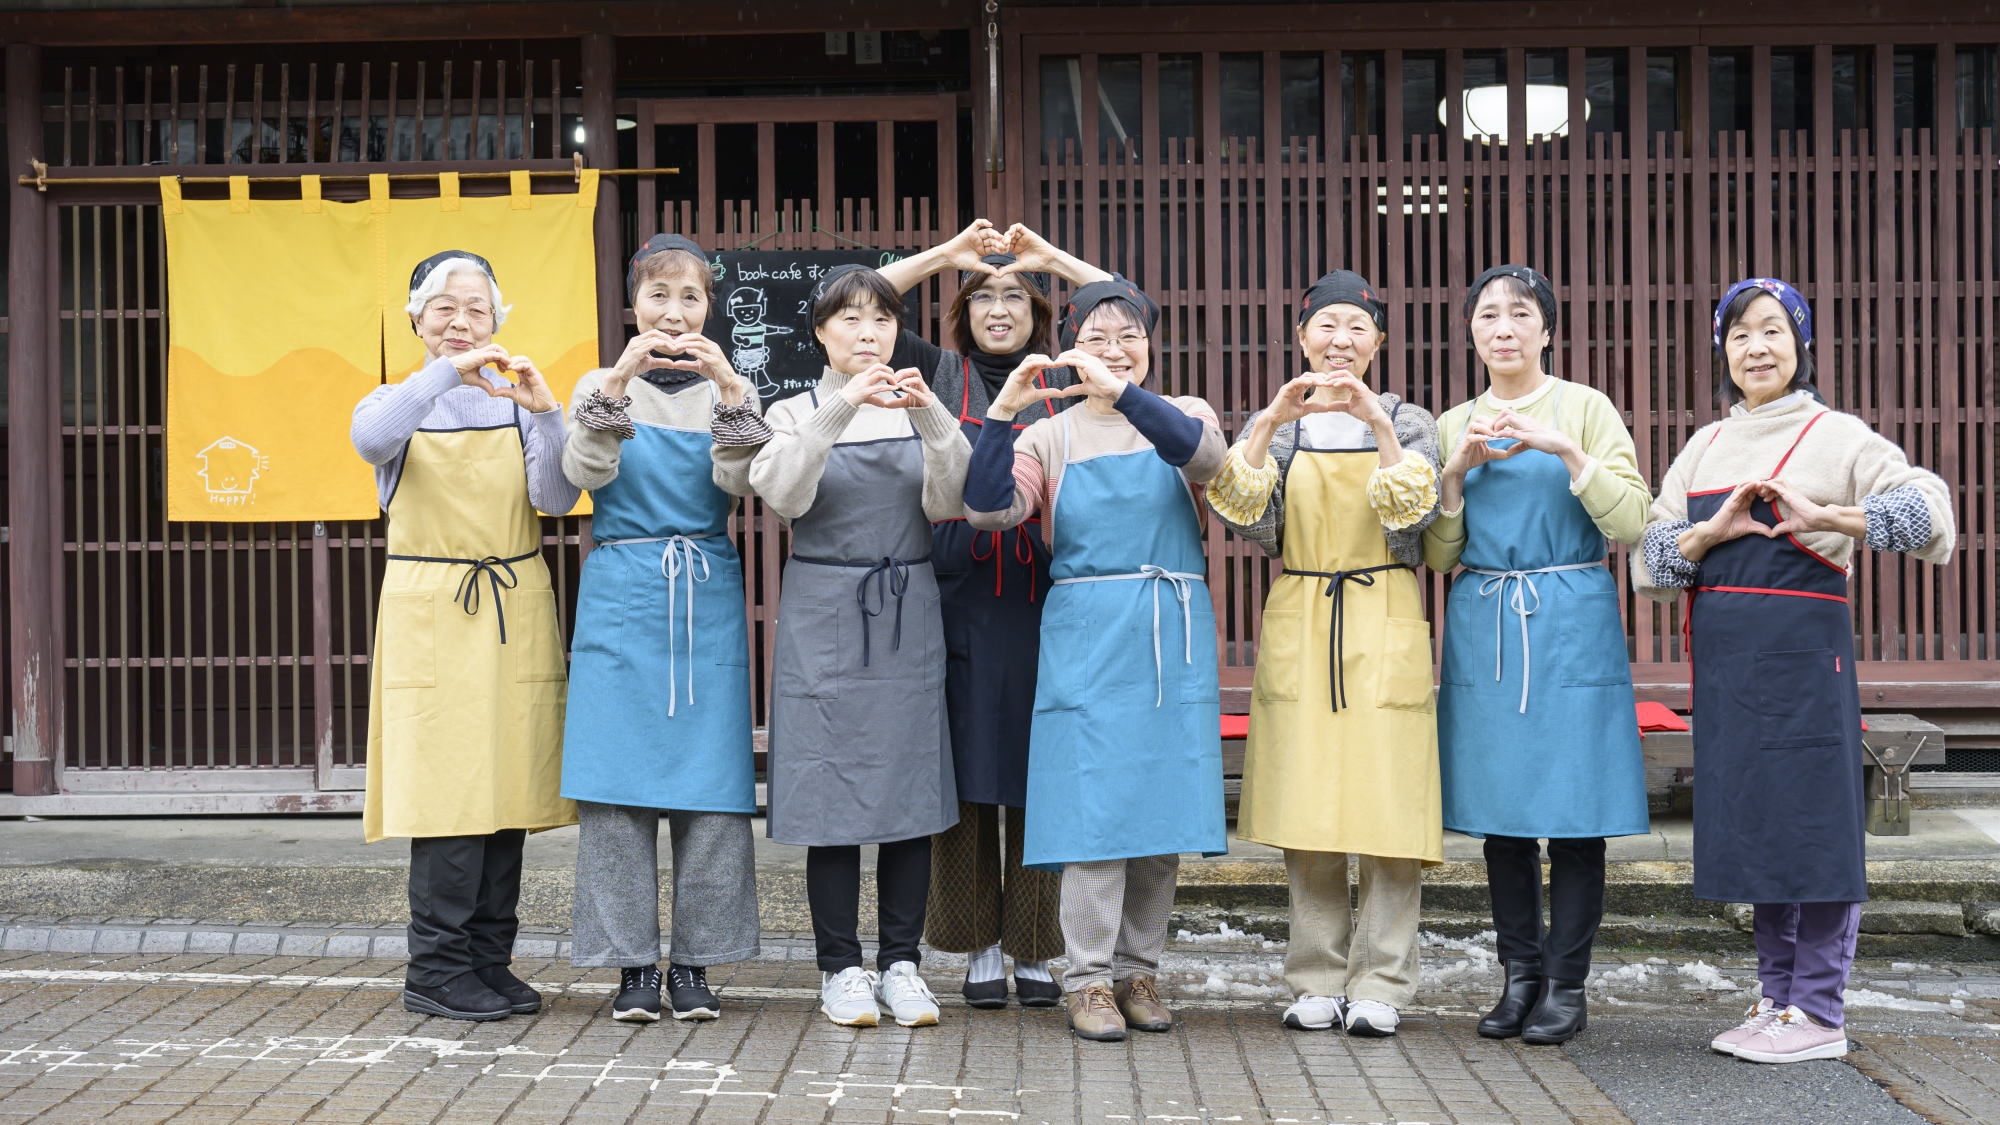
top-left (613, 965), bottom-right (664, 1023)
top-left (403, 972), bottom-right (511, 1022)
top-left (667, 964), bottom-right (720, 1021)
top-left (473, 964), bottom-right (543, 1014)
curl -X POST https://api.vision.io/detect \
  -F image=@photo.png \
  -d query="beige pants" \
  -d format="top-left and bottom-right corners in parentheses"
top-left (1058, 854), bottom-right (1180, 990)
top-left (1283, 849), bottom-right (1423, 1007)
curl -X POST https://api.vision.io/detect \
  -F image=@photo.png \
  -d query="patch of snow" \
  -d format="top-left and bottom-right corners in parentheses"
top-left (1888, 962), bottom-right (1933, 972)
top-left (1417, 930), bottom-right (1496, 986)
top-left (1842, 988), bottom-right (1951, 1012)
top-left (1174, 921), bottom-right (1268, 944)
top-left (1676, 960), bottom-right (1743, 991)
top-left (1589, 963), bottom-right (1656, 990)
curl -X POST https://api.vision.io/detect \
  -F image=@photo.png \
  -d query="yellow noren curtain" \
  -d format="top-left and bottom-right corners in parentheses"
top-left (163, 170), bottom-right (600, 521)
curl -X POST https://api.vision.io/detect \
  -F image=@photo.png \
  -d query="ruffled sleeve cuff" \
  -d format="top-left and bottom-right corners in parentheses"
top-left (1367, 456), bottom-right (1440, 531)
top-left (1207, 445), bottom-right (1279, 526)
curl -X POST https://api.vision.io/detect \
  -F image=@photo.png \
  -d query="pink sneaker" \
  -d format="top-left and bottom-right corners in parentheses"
top-left (1733, 1005), bottom-right (1849, 1064)
top-left (1709, 997), bottom-right (1782, 1055)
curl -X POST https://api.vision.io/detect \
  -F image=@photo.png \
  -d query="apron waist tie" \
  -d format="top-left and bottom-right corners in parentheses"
top-left (385, 548), bottom-right (540, 644)
top-left (1051, 565), bottom-right (1203, 707)
top-left (793, 554), bottom-right (932, 667)
top-left (600, 535), bottom-right (721, 717)
top-left (1466, 559), bottom-right (1607, 714)
top-left (1283, 563), bottom-right (1413, 713)
top-left (938, 516), bottom-right (1044, 603)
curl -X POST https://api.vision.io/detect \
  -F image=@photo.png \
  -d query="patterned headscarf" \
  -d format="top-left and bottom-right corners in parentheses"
top-left (1059, 275), bottom-right (1161, 351)
top-left (1298, 270), bottom-right (1386, 331)
top-left (1713, 277), bottom-right (1813, 350)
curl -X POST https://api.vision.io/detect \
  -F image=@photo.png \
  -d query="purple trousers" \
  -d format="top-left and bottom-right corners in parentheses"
top-left (1752, 901), bottom-right (1861, 1027)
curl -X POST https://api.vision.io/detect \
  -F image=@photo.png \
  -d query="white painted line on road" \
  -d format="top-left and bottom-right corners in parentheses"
top-left (1957, 809), bottom-right (2000, 845)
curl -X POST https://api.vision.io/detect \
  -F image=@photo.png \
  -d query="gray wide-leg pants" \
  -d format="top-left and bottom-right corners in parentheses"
top-left (570, 801), bottom-right (761, 968)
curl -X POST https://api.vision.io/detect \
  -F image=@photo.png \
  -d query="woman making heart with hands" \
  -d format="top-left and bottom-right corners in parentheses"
top-left (1208, 270), bottom-right (1444, 1041)
top-left (1423, 264), bottom-right (1654, 1049)
top-left (875, 221), bottom-right (1111, 1014)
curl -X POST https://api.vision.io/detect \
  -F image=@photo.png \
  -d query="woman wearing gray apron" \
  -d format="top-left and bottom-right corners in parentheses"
top-left (1636, 278), bottom-right (1954, 1064)
top-left (878, 220), bottom-right (1110, 1008)
top-left (747, 265), bottom-right (971, 1029)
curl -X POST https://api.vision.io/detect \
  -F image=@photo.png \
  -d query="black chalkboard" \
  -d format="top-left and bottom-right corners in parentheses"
top-left (705, 249), bottom-right (910, 403)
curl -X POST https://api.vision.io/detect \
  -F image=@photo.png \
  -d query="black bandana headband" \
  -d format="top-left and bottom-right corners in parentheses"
top-left (1463, 264), bottom-right (1557, 333)
top-left (626, 233), bottom-right (709, 299)
top-left (962, 253), bottom-right (1049, 296)
top-left (1059, 275), bottom-right (1161, 351)
top-left (1298, 270), bottom-right (1386, 331)
top-left (409, 249), bottom-right (497, 296)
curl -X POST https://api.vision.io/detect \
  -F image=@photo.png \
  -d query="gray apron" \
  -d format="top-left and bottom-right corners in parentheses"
top-left (766, 399), bottom-right (958, 846)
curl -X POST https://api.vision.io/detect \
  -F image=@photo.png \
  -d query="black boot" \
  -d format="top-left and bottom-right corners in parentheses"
top-left (1520, 979), bottom-right (1588, 1045)
top-left (1477, 958), bottom-right (1545, 1039)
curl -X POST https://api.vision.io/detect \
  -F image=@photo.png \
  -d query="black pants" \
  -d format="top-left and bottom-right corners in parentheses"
top-left (1484, 834), bottom-right (1606, 982)
top-left (806, 836), bottom-right (932, 973)
top-left (407, 830), bottom-right (526, 987)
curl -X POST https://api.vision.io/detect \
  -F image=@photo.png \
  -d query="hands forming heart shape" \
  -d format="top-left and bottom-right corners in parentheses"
top-left (450, 343), bottom-right (557, 413)
top-left (840, 364), bottom-right (937, 410)
top-left (941, 219), bottom-right (1065, 280)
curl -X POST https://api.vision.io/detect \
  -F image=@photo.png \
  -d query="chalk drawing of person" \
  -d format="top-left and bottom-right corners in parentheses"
top-left (726, 287), bottom-right (795, 398)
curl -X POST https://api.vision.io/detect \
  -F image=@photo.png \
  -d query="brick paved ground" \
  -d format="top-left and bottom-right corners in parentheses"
top-left (0, 945), bottom-right (1993, 1124)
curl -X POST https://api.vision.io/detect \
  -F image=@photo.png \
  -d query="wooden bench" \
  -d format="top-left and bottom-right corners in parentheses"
top-left (1218, 706), bottom-right (1945, 836)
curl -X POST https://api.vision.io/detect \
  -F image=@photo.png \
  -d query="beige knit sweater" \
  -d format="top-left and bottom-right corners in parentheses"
top-left (1633, 392), bottom-right (1954, 602)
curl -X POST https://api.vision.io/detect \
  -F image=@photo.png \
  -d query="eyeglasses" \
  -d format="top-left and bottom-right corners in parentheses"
top-left (423, 300), bottom-right (495, 325)
top-left (967, 291), bottom-right (1031, 309)
top-left (1075, 331), bottom-right (1148, 352)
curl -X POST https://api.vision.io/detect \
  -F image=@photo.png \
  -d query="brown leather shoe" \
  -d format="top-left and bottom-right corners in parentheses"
top-left (1114, 975), bottom-right (1174, 1032)
top-left (1066, 982), bottom-right (1127, 1042)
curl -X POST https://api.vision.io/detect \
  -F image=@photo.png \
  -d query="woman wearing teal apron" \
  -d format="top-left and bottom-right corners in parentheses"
top-left (1636, 278), bottom-right (1954, 1064)
top-left (1423, 265), bottom-right (1652, 1045)
top-left (561, 234), bottom-right (766, 1025)
top-left (965, 277), bottom-right (1227, 1043)
top-left (351, 250), bottom-right (579, 1022)
top-left (878, 220), bottom-right (1106, 1009)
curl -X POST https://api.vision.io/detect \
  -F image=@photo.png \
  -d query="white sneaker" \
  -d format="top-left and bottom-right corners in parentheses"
top-left (819, 967), bottom-right (880, 1027)
top-left (1282, 995), bottom-right (1345, 1031)
top-left (874, 961), bottom-right (941, 1027)
top-left (1343, 998), bottom-right (1400, 1037)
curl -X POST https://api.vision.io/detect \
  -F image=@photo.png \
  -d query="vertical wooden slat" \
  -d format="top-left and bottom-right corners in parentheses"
top-left (1931, 43), bottom-right (1960, 660)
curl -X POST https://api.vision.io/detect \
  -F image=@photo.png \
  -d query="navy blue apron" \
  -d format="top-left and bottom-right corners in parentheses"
top-left (931, 354), bottom-right (1060, 808)
top-left (1686, 411), bottom-right (1868, 904)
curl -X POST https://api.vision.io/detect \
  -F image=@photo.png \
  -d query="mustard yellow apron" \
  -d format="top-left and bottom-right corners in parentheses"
top-left (362, 424), bottom-right (576, 842)
top-left (1237, 430), bottom-right (1443, 862)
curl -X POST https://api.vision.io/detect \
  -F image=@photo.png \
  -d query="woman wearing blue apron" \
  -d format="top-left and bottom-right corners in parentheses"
top-left (561, 235), bottom-right (766, 1025)
top-left (878, 221), bottom-right (1110, 1008)
top-left (964, 277), bottom-right (1227, 1042)
top-left (747, 265), bottom-right (971, 1029)
top-left (1636, 278), bottom-right (1954, 1064)
top-left (1423, 265), bottom-right (1652, 1046)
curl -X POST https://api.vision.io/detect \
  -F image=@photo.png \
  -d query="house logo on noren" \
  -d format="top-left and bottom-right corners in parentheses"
top-left (195, 436), bottom-right (268, 505)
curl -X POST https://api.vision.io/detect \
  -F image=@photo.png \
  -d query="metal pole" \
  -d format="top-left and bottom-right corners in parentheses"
top-left (581, 32), bottom-right (621, 366)
top-left (7, 43), bottom-right (60, 796)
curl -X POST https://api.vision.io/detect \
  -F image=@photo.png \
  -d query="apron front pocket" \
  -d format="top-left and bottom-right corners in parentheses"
top-left (1377, 617), bottom-right (1438, 712)
top-left (1251, 610), bottom-right (1303, 703)
top-left (1558, 590), bottom-right (1631, 687)
top-left (1034, 618), bottom-right (1092, 713)
top-left (1755, 647), bottom-right (1843, 748)
top-left (381, 593), bottom-right (436, 689)
top-left (510, 593), bottom-right (569, 683)
top-left (775, 604), bottom-right (841, 699)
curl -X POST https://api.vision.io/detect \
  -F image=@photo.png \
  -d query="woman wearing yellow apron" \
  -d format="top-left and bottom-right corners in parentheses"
top-left (1209, 271), bottom-right (1444, 1038)
top-left (351, 250), bottom-right (579, 1022)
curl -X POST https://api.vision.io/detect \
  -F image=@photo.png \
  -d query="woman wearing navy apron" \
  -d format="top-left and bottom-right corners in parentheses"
top-left (1636, 278), bottom-right (1954, 1064)
top-left (965, 277), bottom-right (1227, 1042)
top-left (1422, 266), bottom-right (1652, 1046)
top-left (876, 221), bottom-right (1110, 1008)
top-left (561, 235), bottom-right (765, 1024)
top-left (747, 265), bottom-right (971, 1029)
